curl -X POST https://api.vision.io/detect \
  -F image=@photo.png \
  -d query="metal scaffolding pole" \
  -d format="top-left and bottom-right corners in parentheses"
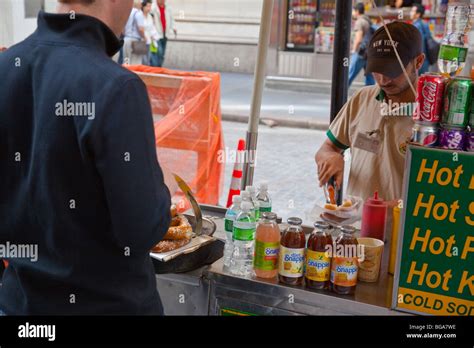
top-left (241, 0), bottom-right (274, 190)
top-left (329, 0), bottom-right (352, 205)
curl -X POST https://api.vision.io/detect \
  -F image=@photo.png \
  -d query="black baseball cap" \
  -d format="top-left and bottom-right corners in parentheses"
top-left (366, 21), bottom-right (422, 79)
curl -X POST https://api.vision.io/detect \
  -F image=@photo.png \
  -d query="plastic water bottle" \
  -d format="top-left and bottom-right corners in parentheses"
top-left (256, 182), bottom-right (272, 213)
top-left (223, 195), bottom-right (242, 268)
top-left (438, 2), bottom-right (471, 77)
top-left (245, 186), bottom-right (261, 220)
top-left (241, 190), bottom-right (256, 220)
top-left (229, 201), bottom-right (256, 277)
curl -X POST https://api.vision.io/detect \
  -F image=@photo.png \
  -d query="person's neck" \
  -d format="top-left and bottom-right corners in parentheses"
top-left (385, 81), bottom-right (418, 104)
top-left (56, 4), bottom-right (117, 36)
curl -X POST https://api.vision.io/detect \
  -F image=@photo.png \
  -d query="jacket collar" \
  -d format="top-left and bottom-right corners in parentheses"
top-left (35, 11), bottom-right (122, 57)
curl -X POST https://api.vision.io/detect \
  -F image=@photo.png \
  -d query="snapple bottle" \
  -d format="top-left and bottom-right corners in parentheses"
top-left (330, 225), bottom-right (359, 295)
top-left (305, 221), bottom-right (333, 290)
top-left (278, 217), bottom-right (306, 286)
top-left (254, 212), bottom-right (280, 279)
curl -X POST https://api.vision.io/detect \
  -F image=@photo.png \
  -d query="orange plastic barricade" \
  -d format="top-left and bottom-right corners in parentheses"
top-left (126, 66), bottom-right (224, 210)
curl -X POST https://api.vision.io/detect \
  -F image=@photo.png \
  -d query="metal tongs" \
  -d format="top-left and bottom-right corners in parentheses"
top-left (174, 174), bottom-right (203, 236)
top-left (323, 183), bottom-right (338, 205)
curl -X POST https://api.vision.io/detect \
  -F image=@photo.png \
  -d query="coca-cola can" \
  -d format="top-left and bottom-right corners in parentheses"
top-left (414, 73), bottom-right (447, 124)
top-left (411, 122), bottom-right (439, 147)
top-left (438, 126), bottom-right (467, 151)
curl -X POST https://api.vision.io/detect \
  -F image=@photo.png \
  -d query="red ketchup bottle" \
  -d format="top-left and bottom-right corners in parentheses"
top-left (360, 191), bottom-right (387, 241)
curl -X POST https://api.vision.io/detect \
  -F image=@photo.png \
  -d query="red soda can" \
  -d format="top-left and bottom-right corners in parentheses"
top-left (414, 73), bottom-right (447, 124)
top-left (411, 122), bottom-right (439, 147)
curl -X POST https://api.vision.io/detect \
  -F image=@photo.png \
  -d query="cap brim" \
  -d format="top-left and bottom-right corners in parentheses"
top-left (366, 56), bottom-right (408, 79)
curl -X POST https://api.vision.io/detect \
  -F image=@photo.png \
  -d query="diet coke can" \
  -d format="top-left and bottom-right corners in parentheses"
top-left (411, 122), bottom-right (439, 147)
top-left (438, 126), bottom-right (467, 151)
top-left (414, 73), bottom-right (447, 124)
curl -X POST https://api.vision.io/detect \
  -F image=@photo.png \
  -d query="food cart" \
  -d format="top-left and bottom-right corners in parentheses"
top-left (153, 0), bottom-right (473, 317)
top-left (155, 205), bottom-right (406, 316)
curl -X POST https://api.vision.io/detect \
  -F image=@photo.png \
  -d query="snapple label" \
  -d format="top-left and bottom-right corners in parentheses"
top-left (305, 250), bottom-right (331, 282)
top-left (278, 246), bottom-right (305, 278)
top-left (254, 241), bottom-right (279, 271)
top-left (330, 257), bottom-right (358, 287)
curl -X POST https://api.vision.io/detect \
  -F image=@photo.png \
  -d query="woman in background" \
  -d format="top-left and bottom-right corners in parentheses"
top-left (141, 0), bottom-right (160, 66)
top-left (151, 0), bottom-right (177, 67)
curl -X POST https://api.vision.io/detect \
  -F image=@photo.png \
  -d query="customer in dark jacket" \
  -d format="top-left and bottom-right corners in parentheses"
top-left (0, 0), bottom-right (171, 315)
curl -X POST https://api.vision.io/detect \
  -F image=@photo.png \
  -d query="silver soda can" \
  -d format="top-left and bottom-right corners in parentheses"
top-left (411, 122), bottom-right (439, 147)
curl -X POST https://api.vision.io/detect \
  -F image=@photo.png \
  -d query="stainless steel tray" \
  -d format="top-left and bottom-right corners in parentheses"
top-left (150, 214), bottom-right (217, 262)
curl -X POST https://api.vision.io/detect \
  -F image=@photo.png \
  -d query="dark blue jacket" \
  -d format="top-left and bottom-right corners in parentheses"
top-left (0, 11), bottom-right (171, 315)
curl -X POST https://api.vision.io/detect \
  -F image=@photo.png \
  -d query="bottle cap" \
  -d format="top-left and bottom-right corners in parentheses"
top-left (240, 201), bottom-right (253, 212)
top-left (287, 217), bottom-right (303, 226)
top-left (241, 191), bottom-right (251, 200)
top-left (339, 225), bottom-right (357, 235)
top-left (367, 191), bottom-right (384, 205)
top-left (258, 182), bottom-right (268, 191)
top-left (232, 195), bottom-right (242, 204)
top-left (261, 212), bottom-right (277, 221)
top-left (314, 221), bottom-right (330, 230)
top-left (245, 186), bottom-right (256, 194)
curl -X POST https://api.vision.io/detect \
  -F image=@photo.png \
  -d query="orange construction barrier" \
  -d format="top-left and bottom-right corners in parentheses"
top-left (126, 66), bottom-right (224, 210)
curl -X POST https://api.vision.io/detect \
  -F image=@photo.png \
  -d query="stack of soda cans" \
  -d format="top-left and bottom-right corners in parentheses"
top-left (413, 74), bottom-right (474, 152)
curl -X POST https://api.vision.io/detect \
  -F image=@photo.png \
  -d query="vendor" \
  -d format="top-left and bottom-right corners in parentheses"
top-left (316, 22), bottom-right (426, 202)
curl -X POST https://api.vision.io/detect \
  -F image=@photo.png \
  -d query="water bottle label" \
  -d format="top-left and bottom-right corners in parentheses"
top-left (305, 250), bottom-right (330, 282)
top-left (254, 240), bottom-right (279, 271)
top-left (439, 45), bottom-right (468, 63)
top-left (224, 218), bottom-right (233, 233)
top-left (254, 210), bottom-right (260, 220)
top-left (259, 205), bottom-right (272, 213)
top-left (278, 246), bottom-right (304, 278)
top-left (233, 227), bottom-right (255, 241)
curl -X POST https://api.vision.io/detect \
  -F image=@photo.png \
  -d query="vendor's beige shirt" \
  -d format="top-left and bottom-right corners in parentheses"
top-left (328, 86), bottom-right (414, 202)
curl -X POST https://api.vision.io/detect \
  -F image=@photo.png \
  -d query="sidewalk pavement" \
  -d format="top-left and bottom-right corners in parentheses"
top-left (220, 72), bottom-right (364, 130)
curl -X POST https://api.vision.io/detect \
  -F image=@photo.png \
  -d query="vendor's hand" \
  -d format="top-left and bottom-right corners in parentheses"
top-left (317, 152), bottom-right (344, 189)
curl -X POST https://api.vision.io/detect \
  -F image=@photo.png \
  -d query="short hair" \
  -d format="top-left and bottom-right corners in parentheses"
top-left (413, 3), bottom-right (425, 17)
top-left (142, 0), bottom-right (152, 9)
top-left (354, 2), bottom-right (365, 14)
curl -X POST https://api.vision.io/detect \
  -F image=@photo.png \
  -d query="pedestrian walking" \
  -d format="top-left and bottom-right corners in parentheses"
top-left (151, 0), bottom-right (177, 67)
top-left (142, 0), bottom-right (160, 66)
top-left (123, 0), bottom-right (147, 65)
top-left (348, 3), bottom-right (375, 87)
top-left (410, 3), bottom-right (432, 75)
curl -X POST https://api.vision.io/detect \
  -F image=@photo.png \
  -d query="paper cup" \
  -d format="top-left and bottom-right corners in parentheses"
top-left (357, 237), bottom-right (384, 283)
